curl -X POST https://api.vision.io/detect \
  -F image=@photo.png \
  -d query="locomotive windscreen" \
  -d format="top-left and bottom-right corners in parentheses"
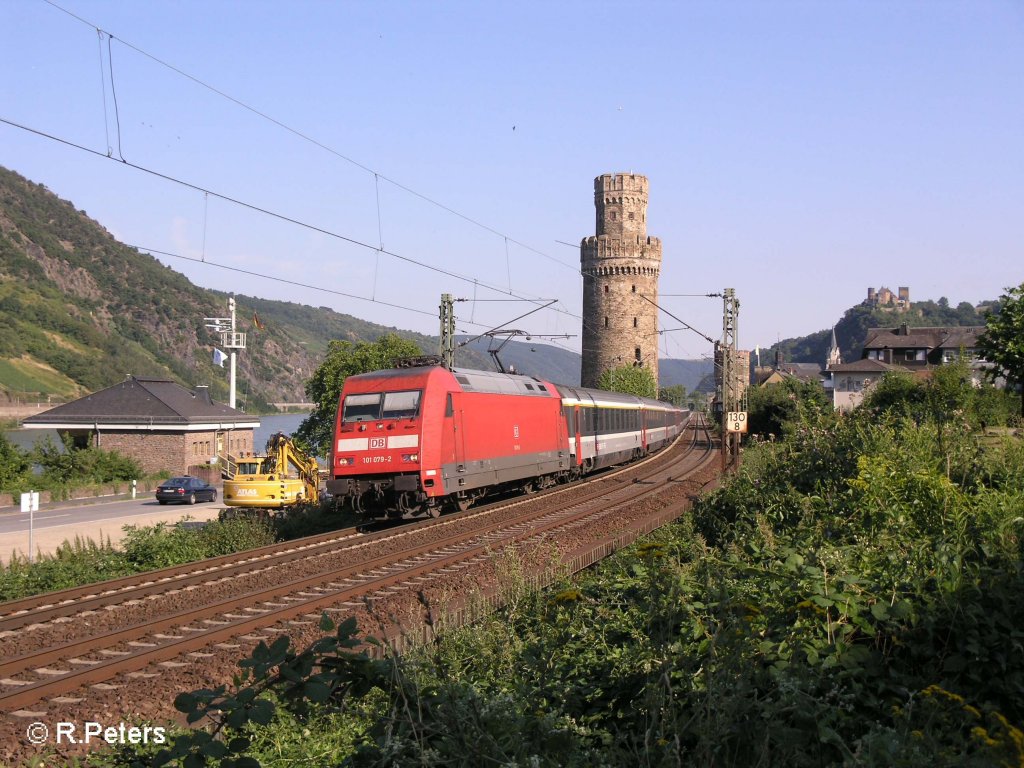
top-left (342, 390), bottom-right (422, 422)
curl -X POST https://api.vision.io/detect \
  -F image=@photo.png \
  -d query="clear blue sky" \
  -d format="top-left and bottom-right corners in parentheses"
top-left (3, 0), bottom-right (1022, 363)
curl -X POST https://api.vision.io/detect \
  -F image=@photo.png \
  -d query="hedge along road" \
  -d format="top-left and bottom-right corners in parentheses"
top-left (0, 494), bottom-right (223, 564)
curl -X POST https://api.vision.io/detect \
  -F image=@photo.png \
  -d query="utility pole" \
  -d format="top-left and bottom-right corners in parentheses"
top-left (204, 296), bottom-right (247, 409)
top-left (439, 293), bottom-right (455, 369)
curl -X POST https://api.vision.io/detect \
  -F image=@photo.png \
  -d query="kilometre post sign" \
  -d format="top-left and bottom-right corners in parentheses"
top-left (726, 411), bottom-right (748, 433)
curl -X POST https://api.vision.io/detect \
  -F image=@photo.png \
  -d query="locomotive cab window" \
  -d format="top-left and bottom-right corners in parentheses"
top-left (342, 393), bottom-right (382, 422)
top-left (342, 390), bottom-right (422, 422)
top-left (381, 390), bottom-right (422, 419)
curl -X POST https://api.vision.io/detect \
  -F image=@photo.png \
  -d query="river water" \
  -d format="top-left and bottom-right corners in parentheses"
top-left (253, 413), bottom-right (308, 448)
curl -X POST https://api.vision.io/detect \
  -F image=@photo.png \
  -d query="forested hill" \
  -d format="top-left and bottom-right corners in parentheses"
top-left (0, 165), bottom-right (499, 409)
top-left (771, 297), bottom-right (994, 368)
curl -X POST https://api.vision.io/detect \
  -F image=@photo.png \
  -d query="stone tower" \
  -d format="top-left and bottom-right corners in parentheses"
top-left (580, 173), bottom-right (662, 389)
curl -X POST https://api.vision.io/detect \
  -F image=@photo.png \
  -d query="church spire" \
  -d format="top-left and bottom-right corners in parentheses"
top-left (827, 328), bottom-right (842, 367)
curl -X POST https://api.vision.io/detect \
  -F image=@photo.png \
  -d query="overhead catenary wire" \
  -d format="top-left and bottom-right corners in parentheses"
top-left (41, 0), bottom-right (579, 275)
top-left (128, 244), bottom-right (499, 340)
top-left (637, 293), bottom-right (716, 346)
top-left (105, 32), bottom-right (125, 162)
top-left (95, 27), bottom-right (111, 157)
top-left (17, 3), bottom-right (720, 365)
top-left (458, 300), bottom-right (558, 349)
top-left (0, 116), bottom-right (579, 327)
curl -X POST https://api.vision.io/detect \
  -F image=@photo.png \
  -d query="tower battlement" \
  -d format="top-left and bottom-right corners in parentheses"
top-left (595, 173), bottom-right (648, 196)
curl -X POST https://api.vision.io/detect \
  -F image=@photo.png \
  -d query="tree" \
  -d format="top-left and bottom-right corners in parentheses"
top-left (977, 282), bottom-right (1024, 417)
top-left (0, 434), bottom-right (31, 492)
top-left (658, 384), bottom-right (688, 407)
top-left (596, 365), bottom-right (657, 399)
top-left (746, 377), bottom-right (829, 438)
top-left (861, 370), bottom-right (923, 420)
top-left (294, 333), bottom-right (423, 457)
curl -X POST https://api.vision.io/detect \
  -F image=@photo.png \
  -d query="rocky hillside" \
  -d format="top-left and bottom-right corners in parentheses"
top-left (0, 165), bottom-right (498, 410)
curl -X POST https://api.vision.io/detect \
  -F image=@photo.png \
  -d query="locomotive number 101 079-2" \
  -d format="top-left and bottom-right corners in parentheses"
top-left (363, 456), bottom-right (392, 464)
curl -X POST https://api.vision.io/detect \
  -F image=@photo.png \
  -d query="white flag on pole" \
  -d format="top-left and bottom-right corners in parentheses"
top-left (213, 348), bottom-right (228, 367)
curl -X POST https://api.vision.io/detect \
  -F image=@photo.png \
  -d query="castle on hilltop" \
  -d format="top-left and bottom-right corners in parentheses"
top-left (580, 173), bottom-right (662, 388)
top-left (865, 286), bottom-right (910, 311)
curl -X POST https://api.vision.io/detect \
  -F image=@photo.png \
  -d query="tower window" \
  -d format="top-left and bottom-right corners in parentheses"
top-left (633, 317), bottom-right (638, 328)
top-left (631, 285), bottom-right (636, 293)
top-left (604, 317), bottom-right (609, 328)
top-left (628, 212), bottom-right (634, 220)
top-left (610, 212), bottom-right (617, 221)
top-left (635, 347), bottom-right (642, 361)
top-left (604, 285), bottom-right (609, 293)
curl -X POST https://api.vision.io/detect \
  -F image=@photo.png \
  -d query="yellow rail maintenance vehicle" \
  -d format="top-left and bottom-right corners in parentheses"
top-left (223, 432), bottom-right (320, 511)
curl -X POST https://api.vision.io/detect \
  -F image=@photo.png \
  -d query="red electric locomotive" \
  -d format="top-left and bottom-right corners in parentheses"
top-left (326, 362), bottom-right (689, 519)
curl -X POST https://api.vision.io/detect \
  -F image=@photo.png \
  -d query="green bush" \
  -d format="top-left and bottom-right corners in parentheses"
top-left (0, 518), bottom-right (275, 602)
top-left (0, 536), bottom-right (133, 601)
top-left (122, 518), bottom-right (275, 571)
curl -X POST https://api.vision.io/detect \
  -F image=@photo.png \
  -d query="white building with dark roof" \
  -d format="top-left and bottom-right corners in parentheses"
top-left (825, 323), bottom-right (987, 411)
top-left (21, 376), bottom-right (259, 475)
top-left (825, 359), bottom-right (897, 412)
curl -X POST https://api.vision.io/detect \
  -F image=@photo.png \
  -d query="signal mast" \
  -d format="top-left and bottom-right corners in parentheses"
top-left (204, 296), bottom-right (247, 409)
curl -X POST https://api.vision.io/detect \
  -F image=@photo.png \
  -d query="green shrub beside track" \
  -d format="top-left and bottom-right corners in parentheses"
top-left (0, 517), bottom-right (276, 602)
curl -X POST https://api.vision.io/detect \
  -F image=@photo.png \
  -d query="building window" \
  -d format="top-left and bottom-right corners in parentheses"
top-left (604, 285), bottom-right (609, 293)
top-left (632, 285), bottom-right (636, 293)
top-left (635, 347), bottom-right (642, 361)
top-left (628, 212), bottom-right (634, 220)
top-left (633, 317), bottom-right (638, 328)
top-left (604, 317), bottom-right (609, 328)
top-left (610, 212), bottom-right (617, 221)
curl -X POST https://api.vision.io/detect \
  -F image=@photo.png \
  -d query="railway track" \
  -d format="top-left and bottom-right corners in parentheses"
top-left (0, 416), bottom-right (715, 722)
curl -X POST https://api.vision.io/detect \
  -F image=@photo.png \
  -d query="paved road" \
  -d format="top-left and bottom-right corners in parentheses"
top-left (0, 496), bottom-right (224, 563)
top-left (0, 497), bottom-right (221, 535)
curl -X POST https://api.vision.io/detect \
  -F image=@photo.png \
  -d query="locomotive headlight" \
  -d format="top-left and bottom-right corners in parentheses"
top-left (337, 456), bottom-right (355, 466)
top-left (402, 453), bottom-right (419, 462)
